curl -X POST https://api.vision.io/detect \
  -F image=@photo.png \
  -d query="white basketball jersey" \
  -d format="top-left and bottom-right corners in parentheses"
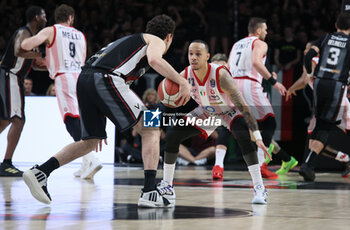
top-left (228, 36), bottom-right (266, 83)
top-left (185, 63), bottom-right (235, 115)
top-left (45, 24), bottom-right (86, 79)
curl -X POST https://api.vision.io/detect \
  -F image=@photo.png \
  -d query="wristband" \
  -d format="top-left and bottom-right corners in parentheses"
top-left (267, 75), bottom-right (277, 85)
top-left (253, 130), bottom-right (262, 141)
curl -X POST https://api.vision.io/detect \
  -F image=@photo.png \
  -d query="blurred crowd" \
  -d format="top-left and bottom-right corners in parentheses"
top-left (0, 0), bottom-right (341, 72)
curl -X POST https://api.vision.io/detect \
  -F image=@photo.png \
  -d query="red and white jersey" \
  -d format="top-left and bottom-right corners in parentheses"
top-left (228, 36), bottom-right (266, 83)
top-left (45, 24), bottom-right (86, 79)
top-left (185, 63), bottom-right (237, 116)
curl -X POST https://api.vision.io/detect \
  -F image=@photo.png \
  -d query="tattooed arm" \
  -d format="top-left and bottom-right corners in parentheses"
top-left (219, 67), bottom-right (270, 159)
top-left (218, 68), bottom-right (259, 132)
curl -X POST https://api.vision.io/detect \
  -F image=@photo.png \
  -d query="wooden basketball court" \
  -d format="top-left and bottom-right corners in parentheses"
top-left (1, 163), bottom-right (350, 230)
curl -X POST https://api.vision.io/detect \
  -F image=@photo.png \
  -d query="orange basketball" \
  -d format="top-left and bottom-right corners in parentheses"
top-left (157, 78), bottom-right (180, 108)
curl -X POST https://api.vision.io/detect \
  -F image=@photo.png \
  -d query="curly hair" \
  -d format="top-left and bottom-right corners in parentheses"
top-left (145, 14), bottom-right (175, 40)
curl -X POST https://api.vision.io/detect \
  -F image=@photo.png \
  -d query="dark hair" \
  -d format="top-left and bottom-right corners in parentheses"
top-left (336, 13), bottom-right (350, 30)
top-left (25, 6), bottom-right (43, 23)
top-left (55, 4), bottom-right (75, 23)
top-left (145, 14), bottom-right (175, 40)
top-left (211, 53), bottom-right (227, 62)
top-left (190, 40), bottom-right (209, 52)
top-left (248, 17), bottom-right (266, 34)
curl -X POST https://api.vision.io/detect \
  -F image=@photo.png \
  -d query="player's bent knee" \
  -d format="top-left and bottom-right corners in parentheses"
top-left (310, 140), bottom-right (323, 154)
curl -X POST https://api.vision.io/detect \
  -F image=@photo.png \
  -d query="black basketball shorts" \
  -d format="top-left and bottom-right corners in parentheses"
top-left (77, 69), bottom-right (144, 140)
top-left (0, 68), bottom-right (25, 120)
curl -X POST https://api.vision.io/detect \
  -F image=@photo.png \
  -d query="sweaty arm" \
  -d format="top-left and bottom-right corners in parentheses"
top-left (21, 27), bottom-right (53, 51)
top-left (219, 68), bottom-right (259, 132)
top-left (304, 46), bottom-right (319, 76)
top-left (14, 29), bottom-right (42, 59)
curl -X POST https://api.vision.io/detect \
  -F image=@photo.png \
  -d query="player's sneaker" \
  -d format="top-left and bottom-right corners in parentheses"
top-left (252, 184), bottom-right (267, 205)
top-left (341, 162), bottom-right (350, 177)
top-left (80, 157), bottom-right (102, 180)
top-left (212, 165), bottom-right (224, 180)
top-left (23, 165), bottom-right (51, 204)
top-left (276, 156), bottom-right (298, 175)
top-left (260, 163), bottom-right (278, 179)
top-left (157, 180), bottom-right (176, 204)
top-left (0, 162), bottom-right (23, 177)
top-left (264, 143), bottom-right (274, 165)
top-left (138, 189), bottom-right (174, 208)
top-left (299, 163), bottom-right (315, 181)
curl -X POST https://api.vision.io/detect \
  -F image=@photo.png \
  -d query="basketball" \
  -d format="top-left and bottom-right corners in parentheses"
top-left (157, 78), bottom-right (180, 108)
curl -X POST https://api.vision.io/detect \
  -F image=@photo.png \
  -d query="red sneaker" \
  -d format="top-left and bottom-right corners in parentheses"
top-left (260, 163), bottom-right (278, 179)
top-left (212, 165), bottom-right (224, 180)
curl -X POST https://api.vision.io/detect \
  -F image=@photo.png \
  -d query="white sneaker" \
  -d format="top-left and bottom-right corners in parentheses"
top-left (252, 184), bottom-right (267, 205)
top-left (194, 158), bottom-right (207, 166)
top-left (157, 180), bottom-right (176, 204)
top-left (80, 157), bottom-right (103, 180)
top-left (176, 157), bottom-right (189, 166)
top-left (73, 167), bottom-right (83, 177)
top-left (23, 165), bottom-right (51, 204)
top-left (138, 189), bottom-right (174, 208)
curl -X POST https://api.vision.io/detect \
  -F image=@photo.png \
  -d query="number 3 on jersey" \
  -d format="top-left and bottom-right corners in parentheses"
top-left (327, 47), bottom-right (340, 65)
top-left (69, 42), bottom-right (76, 58)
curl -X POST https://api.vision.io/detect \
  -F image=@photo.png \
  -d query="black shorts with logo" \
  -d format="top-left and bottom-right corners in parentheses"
top-left (0, 68), bottom-right (25, 120)
top-left (77, 68), bottom-right (144, 140)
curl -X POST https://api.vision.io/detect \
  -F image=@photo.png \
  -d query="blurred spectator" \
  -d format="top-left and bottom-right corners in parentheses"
top-left (24, 77), bottom-right (36, 96)
top-left (142, 88), bottom-right (159, 109)
top-left (177, 131), bottom-right (218, 166)
top-left (46, 83), bottom-right (55, 96)
top-left (274, 26), bottom-right (302, 72)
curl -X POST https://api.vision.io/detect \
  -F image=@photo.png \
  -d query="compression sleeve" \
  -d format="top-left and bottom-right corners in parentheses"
top-left (304, 48), bottom-right (318, 75)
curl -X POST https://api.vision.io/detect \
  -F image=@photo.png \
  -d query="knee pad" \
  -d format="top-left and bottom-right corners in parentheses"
top-left (216, 127), bottom-right (230, 147)
top-left (230, 117), bottom-right (256, 155)
top-left (258, 116), bottom-right (276, 146)
top-left (65, 116), bottom-right (81, 142)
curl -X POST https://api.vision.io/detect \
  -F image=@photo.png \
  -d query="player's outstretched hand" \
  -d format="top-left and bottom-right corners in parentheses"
top-left (96, 139), bottom-right (108, 152)
top-left (273, 82), bottom-right (287, 96)
top-left (286, 88), bottom-right (297, 101)
top-left (256, 139), bottom-right (271, 161)
top-left (175, 80), bottom-right (191, 106)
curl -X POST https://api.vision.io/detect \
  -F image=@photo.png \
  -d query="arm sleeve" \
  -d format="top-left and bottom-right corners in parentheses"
top-left (304, 48), bottom-right (318, 74)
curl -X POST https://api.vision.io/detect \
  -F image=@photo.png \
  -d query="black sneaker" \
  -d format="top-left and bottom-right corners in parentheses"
top-left (342, 162), bottom-right (350, 177)
top-left (299, 163), bottom-right (315, 181)
top-left (0, 163), bottom-right (23, 177)
top-left (23, 165), bottom-right (51, 204)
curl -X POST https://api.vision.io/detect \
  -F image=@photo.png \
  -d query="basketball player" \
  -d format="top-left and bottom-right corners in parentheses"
top-left (227, 17), bottom-right (297, 179)
top-left (0, 6), bottom-right (47, 177)
top-left (159, 40), bottom-right (270, 205)
top-left (22, 14), bottom-right (191, 207)
top-left (301, 12), bottom-right (350, 180)
top-left (21, 4), bottom-right (102, 180)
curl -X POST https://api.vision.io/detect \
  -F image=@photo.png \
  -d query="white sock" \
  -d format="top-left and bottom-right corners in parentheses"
top-left (248, 164), bottom-right (264, 186)
top-left (257, 148), bottom-right (265, 166)
top-left (163, 163), bottom-right (176, 186)
top-left (336, 151), bottom-right (350, 162)
top-left (214, 148), bottom-right (226, 167)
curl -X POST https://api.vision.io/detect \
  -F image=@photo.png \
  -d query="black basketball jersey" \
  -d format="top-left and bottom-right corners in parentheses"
top-left (0, 26), bottom-right (34, 79)
top-left (85, 33), bottom-right (150, 83)
top-left (313, 32), bottom-right (350, 84)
